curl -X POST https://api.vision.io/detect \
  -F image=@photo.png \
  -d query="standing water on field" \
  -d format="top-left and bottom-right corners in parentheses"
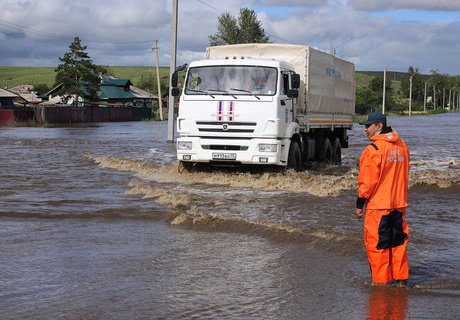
top-left (1, 113), bottom-right (459, 319)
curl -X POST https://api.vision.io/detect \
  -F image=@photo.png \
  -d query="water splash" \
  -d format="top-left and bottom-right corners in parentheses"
top-left (84, 153), bottom-right (358, 197)
top-left (85, 153), bottom-right (460, 194)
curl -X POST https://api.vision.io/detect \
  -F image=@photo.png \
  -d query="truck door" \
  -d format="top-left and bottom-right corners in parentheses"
top-left (280, 71), bottom-right (293, 124)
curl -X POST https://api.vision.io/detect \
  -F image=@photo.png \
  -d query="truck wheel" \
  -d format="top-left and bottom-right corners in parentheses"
top-left (331, 138), bottom-right (342, 165)
top-left (287, 141), bottom-right (302, 171)
top-left (318, 137), bottom-right (332, 163)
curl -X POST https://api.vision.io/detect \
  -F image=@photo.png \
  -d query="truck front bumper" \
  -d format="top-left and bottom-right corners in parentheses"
top-left (177, 137), bottom-right (286, 166)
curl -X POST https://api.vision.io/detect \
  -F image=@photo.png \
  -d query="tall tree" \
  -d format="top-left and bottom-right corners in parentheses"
top-left (209, 8), bottom-right (270, 46)
top-left (429, 71), bottom-right (450, 109)
top-left (401, 66), bottom-right (424, 102)
top-left (55, 37), bottom-right (101, 104)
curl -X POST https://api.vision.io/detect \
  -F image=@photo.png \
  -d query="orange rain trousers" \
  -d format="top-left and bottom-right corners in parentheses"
top-left (364, 208), bottom-right (409, 284)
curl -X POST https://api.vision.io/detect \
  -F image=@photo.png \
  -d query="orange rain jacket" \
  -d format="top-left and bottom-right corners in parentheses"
top-left (358, 130), bottom-right (410, 210)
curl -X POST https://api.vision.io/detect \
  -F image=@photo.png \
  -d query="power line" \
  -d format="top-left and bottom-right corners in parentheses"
top-left (266, 33), bottom-right (294, 44)
top-left (0, 19), bottom-right (153, 45)
top-left (197, 0), bottom-right (224, 14)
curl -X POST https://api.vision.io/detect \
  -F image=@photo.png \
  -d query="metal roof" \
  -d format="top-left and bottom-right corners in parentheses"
top-left (98, 85), bottom-right (136, 100)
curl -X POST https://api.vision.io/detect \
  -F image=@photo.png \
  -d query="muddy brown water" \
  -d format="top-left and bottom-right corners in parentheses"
top-left (1, 113), bottom-right (459, 319)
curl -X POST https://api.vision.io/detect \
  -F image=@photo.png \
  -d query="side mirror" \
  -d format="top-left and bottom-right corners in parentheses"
top-left (171, 64), bottom-right (188, 96)
top-left (171, 72), bottom-right (178, 87)
top-left (171, 87), bottom-right (180, 97)
top-left (171, 64), bottom-right (188, 87)
top-left (291, 73), bottom-right (300, 89)
top-left (287, 89), bottom-right (298, 98)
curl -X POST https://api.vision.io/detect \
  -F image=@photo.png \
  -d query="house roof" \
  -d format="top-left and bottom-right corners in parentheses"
top-left (44, 83), bottom-right (63, 97)
top-left (10, 84), bottom-right (34, 94)
top-left (0, 88), bottom-right (19, 98)
top-left (129, 86), bottom-right (158, 99)
top-left (101, 78), bottom-right (132, 87)
top-left (98, 86), bottom-right (136, 100)
top-left (42, 76), bottom-right (157, 101)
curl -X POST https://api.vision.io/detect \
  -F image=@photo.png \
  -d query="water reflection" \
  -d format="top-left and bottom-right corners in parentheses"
top-left (366, 287), bottom-right (408, 320)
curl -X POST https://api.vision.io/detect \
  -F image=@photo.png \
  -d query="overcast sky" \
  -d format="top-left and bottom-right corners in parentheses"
top-left (1, 0), bottom-right (460, 74)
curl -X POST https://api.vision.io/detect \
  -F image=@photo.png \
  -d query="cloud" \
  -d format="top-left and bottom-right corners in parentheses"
top-left (255, 0), bottom-right (327, 7)
top-left (351, 0), bottom-right (460, 11)
top-left (0, 0), bottom-right (459, 75)
top-left (259, 2), bottom-right (460, 74)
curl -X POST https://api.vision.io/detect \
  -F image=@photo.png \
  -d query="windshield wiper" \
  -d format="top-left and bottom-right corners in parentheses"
top-left (187, 89), bottom-right (215, 98)
top-left (229, 88), bottom-right (260, 100)
top-left (207, 89), bottom-right (237, 99)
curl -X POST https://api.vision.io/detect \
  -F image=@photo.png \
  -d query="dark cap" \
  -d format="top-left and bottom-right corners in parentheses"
top-left (359, 112), bottom-right (387, 126)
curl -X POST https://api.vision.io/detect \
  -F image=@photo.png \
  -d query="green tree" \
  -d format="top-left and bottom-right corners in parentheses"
top-left (356, 86), bottom-right (379, 114)
top-left (33, 83), bottom-right (50, 96)
top-left (400, 66), bottom-right (424, 102)
top-left (209, 8), bottom-right (270, 46)
top-left (448, 75), bottom-right (460, 109)
top-left (430, 71), bottom-right (450, 109)
top-left (355, 75), bottom-right (396, 114)
top-left (55, 37), bottom-right (101, 104)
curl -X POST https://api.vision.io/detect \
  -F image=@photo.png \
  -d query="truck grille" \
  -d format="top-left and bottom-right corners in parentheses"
top-left (201, 145), bottom-right (249, 151)
top-left (196, 121), bottom-right (256, 133)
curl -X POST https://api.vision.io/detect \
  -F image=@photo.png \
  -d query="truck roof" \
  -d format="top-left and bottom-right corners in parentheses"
top-left (189, 58), bottom-right (294, 71)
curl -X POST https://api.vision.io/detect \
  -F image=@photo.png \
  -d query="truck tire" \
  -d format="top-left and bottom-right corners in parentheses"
top-left (287, 141), bottom-right (302, 171)
top-left (331, 137), bottom-right (342, 165)
top-left (318, 137), bottom-right (332, 163)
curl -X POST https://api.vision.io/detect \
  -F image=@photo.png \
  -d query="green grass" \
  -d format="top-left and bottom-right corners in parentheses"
top-left (1, 66), bottom-right (403, 93)
top-left (0, 66), bottom-right (171, 89)
top-left (355, 72), bottom-right (373, 88)
top-left (0, 66), bottom-right (56, 88)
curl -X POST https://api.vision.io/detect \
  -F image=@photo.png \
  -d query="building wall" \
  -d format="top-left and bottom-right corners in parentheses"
top-left (35, 106), bottom-right (152, 124)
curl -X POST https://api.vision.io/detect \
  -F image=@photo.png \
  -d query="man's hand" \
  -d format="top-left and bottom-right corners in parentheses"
top-left (356, 208), bottom-right (363, 219)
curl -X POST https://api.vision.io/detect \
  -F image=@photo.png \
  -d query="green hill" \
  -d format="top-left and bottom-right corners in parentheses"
top-left (0, 66), bottom-right (171, 90)
top-left (0, 66), bottom-right (56, 88)
top-left (1, 66), bottom-right (407, 92)
top-left (355, 72), bottom-right (374, 87)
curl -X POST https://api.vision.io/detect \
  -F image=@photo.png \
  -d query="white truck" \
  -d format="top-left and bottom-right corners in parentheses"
top-left (172, 43), bottom-right (355, 170)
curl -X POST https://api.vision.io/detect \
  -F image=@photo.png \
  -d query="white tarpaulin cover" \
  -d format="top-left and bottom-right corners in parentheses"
top-left (206, 44), bottom-right (355, 116)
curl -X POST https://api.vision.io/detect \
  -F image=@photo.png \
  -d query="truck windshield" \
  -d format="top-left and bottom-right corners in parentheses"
top-left (185, 65), bottom-right (277, 96)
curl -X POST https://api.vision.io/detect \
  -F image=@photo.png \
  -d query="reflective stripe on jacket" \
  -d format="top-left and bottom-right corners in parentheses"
top-left (358, 131), bottom-right (410, 209)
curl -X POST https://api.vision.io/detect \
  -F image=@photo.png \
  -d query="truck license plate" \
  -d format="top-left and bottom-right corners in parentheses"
top-left (212, 152), bottom-right (236, 160)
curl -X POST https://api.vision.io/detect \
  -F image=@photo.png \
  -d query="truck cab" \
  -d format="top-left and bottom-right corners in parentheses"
top-left (175, 57), bottom-right (301, 168)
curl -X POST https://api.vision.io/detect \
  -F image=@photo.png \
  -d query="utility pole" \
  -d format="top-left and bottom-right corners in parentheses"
top-left (168, 0), bottom-right (178, 143)
top-left (381, 60), bottom-right (397, 114)
top-left (456, 92), bottom-right (458, 110)
top-left (448, 89), bottom-right (451, 110)
top-left (332, 37), bottom-right (351, 56)
top-left (423, 81), bottom-right (427, 112)
top-left (153, 40), bottom-right (163, 121)
top-left (442, 87), bottom-right (446, 110)
top-left (409, 74), bottom-right (413, 116)
top-left (382, 68), bottom-right (387, 114)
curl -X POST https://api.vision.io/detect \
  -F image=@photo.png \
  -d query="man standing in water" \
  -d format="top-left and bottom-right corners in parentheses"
top-left (355, 112), bottom-right (410, 287)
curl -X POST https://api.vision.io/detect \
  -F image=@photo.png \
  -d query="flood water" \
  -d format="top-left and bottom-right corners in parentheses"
top-left (1, 113), bottom-right (459, 319)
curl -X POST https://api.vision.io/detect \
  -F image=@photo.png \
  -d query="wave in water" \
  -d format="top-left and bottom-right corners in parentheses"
top-left (84, 153), bottom-right (460, 194)
top-left (125, 179), bottom-right (358, 246)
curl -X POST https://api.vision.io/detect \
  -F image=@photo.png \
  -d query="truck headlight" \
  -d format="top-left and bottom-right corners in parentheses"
top-left (258, 144), bottom-right (278, 152)
top-left (178, 141), bottom-right (193, 150)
